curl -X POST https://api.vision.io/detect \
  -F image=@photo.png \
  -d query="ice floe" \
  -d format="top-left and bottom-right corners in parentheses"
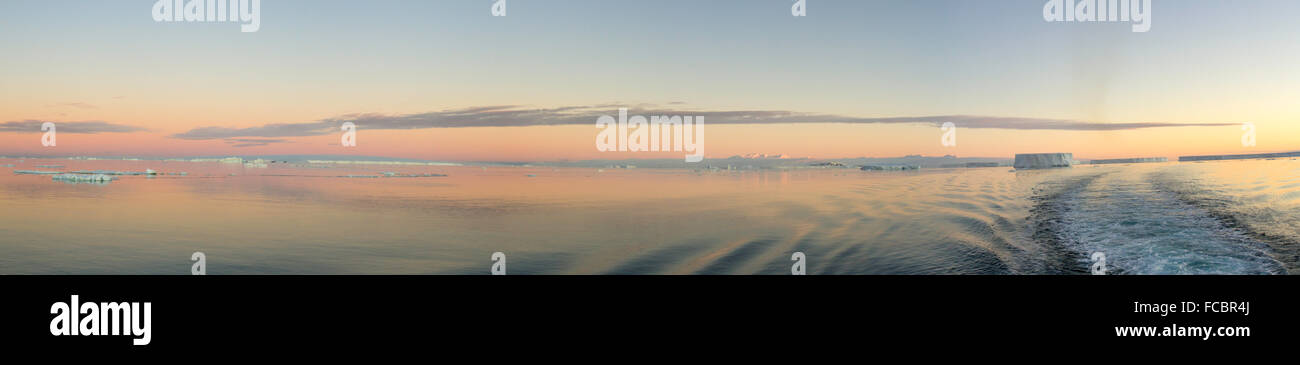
top-left (52, 174), bottom-right (116, 182)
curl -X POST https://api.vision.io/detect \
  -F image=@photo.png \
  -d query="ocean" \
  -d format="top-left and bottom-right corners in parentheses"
top-left (1, 158), bottom-right (1296, 275)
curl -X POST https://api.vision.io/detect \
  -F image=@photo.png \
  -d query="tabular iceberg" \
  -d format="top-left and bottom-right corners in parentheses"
top-left (1179, 151), bottom-right (1300, 162)
top-left (52, 174), bottom-right (116, 182)
top-left (1013, 153), bottom-right (1073, 169)
top-left (1089, 157), bottom-right (1167, 165)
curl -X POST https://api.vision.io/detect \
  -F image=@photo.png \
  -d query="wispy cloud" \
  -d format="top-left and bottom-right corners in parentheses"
top-left (0, 120), bottom-right (145, 134)
top-left (49, 102), bottom-right (98, 110)
top-left (223, 138), bottom-right (290, 148)
top-left (169, 105), bottom-right (1237, 140)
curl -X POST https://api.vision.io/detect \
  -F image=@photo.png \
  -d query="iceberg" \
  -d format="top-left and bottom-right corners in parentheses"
top-left (1179, 151), bottom-right (1300, 162)
top-left (14, 170), bottom-right (64, 175)
top-left (1089, 157), bottom-right (1167, 165)
top-left (860, 165), bottom-right (919, 171)
top-left (69, 170), bottom-right (163, 176)
top-left (308, 159), bottom-right (460, 166)
top-left (52, 174), bottom-right (116, 182)
top-left (1014, 153), bottom-right (1073, 169)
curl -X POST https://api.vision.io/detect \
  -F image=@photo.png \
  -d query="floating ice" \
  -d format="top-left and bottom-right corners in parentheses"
top-left (859, 165), bottom-right (919, 171)
top-left (52, 174), bottom-right (116, 182)
top-left (70, 170), bottom-right (162, 176)
top-left (1090, 157), bottom-right (1167, 165)
top-left (1013, 153), bottom-right (1073, 169)
top-left (1179, 151), bottom-right (1300, 162)
top-left (14, 170), bottom-right (63, 175)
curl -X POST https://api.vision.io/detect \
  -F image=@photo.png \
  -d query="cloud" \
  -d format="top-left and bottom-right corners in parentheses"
top-left (0, 120), bottom-right (145, 134)
top-left (168, 105), bottom-right (1237, 140)
top-left (49, 102), bottom-right (97, 109)
top-left (223, 138), bottom-right (290, 148)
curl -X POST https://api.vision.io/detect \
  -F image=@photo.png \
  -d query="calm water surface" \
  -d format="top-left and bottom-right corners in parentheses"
top-left (1, 158), bottom-right (1297, 274)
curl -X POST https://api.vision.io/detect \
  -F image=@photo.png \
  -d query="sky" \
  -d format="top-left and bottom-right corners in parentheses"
top-left (1, 0), bottom-right (1298, 162)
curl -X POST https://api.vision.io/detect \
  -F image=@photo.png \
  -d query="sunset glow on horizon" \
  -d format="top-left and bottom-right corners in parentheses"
top-left (3, 0), bottom-right (1298, 162)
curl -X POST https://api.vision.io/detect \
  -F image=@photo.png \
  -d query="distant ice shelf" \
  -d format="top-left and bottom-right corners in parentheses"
top-left (939, 162), bottom-right (1003, 168)
top-left (309, 160), bottom-right (461, 166)
top-left (1179, 151), bottom-right (1300, 162)
top-left (859, 165), bottom-right (920, 171)
top-left (1089, 157), bottom-right (1168, 165)
top-left (14, 170), bottom-right (63, 175)
top-left (69, 169), bottom-right (165, 176)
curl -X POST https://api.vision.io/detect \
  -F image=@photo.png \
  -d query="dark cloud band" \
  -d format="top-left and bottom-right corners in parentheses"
top-left (166, 105), bottom-right (1239, 140)
top-left (0, 120), bottom-right (145, 134)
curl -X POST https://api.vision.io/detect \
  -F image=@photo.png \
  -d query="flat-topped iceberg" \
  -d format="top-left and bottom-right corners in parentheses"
top-left (69, 169), bottom-right (161, 176)
top-left (14, 170), bottom-right (64, 175)
top-left (1089, 157), bottom-right (1167, 165)
top-left (1179, 151), bottom-right (1300, 162)
top-left (1014, 153), bottom-right (1073, 169)
top-left (52, 173), bottom-right (115, 182)
top-left (308, 159), bottom-right (461, 166)
top-left (860, 165), bottom-right (920, 171)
